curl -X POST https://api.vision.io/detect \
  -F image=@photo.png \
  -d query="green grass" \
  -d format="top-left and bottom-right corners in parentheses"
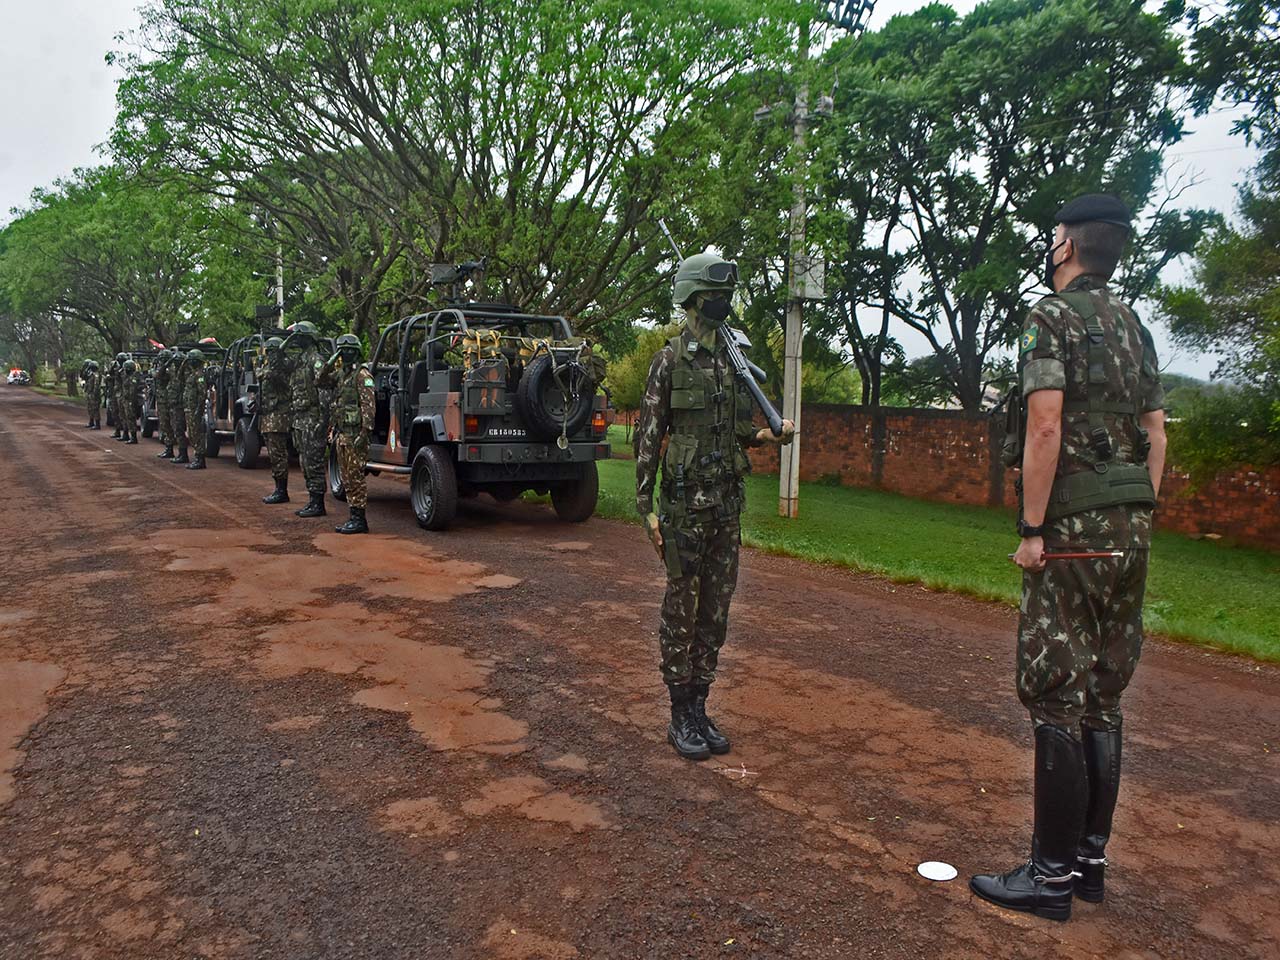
top-left (593, 458), bottom-right (1280, 662)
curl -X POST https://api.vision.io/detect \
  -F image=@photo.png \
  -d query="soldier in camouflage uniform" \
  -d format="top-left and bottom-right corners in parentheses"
top-left (971, 195), bottom-right (1168, 922)
top-left (153, 350), bottom-right (174, 458)
top-left (106, 355), bottom-right (123, 438)
top-left (285, 321), bottom-right (328, 518)
top-left (317, 334), bottom-right (376, 534)
top-left (635, 253), bottom-right (795, 761)
top-left (169, 353), bottom-right (190, 464)
top-left (256, 336), bottom-right (293, 504)
top-left (119, 359), bottom-right (142, 443)
top-left (182, 349), bottom-right (209, 470)
top-left (82, 360), bottom-right (101, 429)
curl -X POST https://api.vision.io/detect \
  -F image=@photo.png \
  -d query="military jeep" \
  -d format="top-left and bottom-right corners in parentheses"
top-left (330, 299), bottom-right (611, 531)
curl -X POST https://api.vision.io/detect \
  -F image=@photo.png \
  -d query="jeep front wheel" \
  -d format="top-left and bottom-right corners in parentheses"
top-left (411, 445), bottom-right (458, 531)
top-left (327, 444), bottom-right (347, 502)
top-left (551, 462), bottom-right (599, 522)
top-left (234, 418), bottom-right (262, 469)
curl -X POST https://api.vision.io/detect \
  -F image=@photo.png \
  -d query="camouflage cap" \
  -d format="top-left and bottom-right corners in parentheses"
top-left (1055, 194), bottom-right (1132, 230)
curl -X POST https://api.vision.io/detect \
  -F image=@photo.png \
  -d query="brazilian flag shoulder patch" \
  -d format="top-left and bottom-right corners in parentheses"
top-left (1020, 325), bottom-right (1039, 354)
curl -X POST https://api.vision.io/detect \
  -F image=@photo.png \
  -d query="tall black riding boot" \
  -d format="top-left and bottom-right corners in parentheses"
top-left (970, 724), bottom-right (1086, 922)
top-left (336, 506), bottom-right (369, 534)
top-left (187, 454), bottom-right (206, 470)
top-left (262, 476), bottom-right (290, 505)
top-left (691, 682), bottom-right (731, 754)
top-left (1076, 724), bottom-right (1122, 903)
top-left (295, 493), bottom-right (326, 518)
top-left (171, 446), bottom-right (190, 464)
top-left (666, 684), bottom-right (711, 761)
top-left (157, 444), bottom-right (174, 459)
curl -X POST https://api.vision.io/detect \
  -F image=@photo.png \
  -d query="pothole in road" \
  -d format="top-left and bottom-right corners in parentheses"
top-left (0, 660), bottom-right (67, 806)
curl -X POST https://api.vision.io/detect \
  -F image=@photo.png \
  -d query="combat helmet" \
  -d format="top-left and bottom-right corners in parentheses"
top-left (115, 352), bottom-right (128, 364)
top-left (186, 348), bottom-right (206, 365)
top-left (672, 252), bottom-right (738, 308)
top-left (287, 320), bottom-right (319, 340)
top-left (264, 336), bottom-right (284, 354)
top-left (123, 359), bottom-right (136, 373)
top-left (335, 333), bottom-right (362, 361)
top-left (85, 359), bottom-right (98, 372)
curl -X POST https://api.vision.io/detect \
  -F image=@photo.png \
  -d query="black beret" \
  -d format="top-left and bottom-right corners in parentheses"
top-left (1054, 193), bottom-right (1131, 229)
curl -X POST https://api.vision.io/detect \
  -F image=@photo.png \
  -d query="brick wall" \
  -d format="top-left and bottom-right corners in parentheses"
top-left (739, 404), bottom-right (1279, 551)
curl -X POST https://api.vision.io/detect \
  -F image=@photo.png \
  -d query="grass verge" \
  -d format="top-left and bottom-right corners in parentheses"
top-left (594, 458), bottom-right (1280, 663)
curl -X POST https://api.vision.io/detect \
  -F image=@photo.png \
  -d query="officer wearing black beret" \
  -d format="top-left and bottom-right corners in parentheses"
top-left (970, 194), bottom-right (1169, 921)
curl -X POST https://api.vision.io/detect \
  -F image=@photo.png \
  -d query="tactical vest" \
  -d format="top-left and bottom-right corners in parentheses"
top-left (1005, 289), bottom-right (1156, 521)
top-left (658, 334), bottom-right (754, 518)
top-left (333, 365), bottom-right (366, 434)
top-left (289, 347), bottom-right (322, 415)
top-left (257, 357), bottom-right (287, 415)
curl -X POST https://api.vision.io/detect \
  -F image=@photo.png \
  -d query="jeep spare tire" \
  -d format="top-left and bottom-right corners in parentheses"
top-left (515, 354), bottom-right (593, 442)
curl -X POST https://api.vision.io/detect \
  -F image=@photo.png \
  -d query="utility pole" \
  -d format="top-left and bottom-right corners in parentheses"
top-left (275, 242), bottom-right (285, 329)
top-left (779, 16), bottom-right (810, 519)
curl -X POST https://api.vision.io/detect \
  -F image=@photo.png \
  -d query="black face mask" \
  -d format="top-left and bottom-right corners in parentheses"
top-left (1044, 240), bottom-right (1066, 290)
top-left (699, 295), bottom-right (731, 324)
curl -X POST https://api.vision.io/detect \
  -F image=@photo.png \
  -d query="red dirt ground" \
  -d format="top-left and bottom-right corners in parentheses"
top-left (1, 388), bottom-right (1277, 959)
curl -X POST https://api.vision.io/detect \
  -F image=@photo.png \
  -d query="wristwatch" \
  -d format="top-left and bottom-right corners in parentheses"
top-left (1017, 519), bottom-right (1046, 538)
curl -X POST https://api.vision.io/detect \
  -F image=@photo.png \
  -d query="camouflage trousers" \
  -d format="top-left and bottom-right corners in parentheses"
top-left (291, 414), bottom-right (327, 496)
top-left (120, 401), bottom-right (139, 435)
top-left (170, 403), bottom-right (187, 450)
top-left (85, 392), bottom-right (99, 421)
top-left (335, 433), bottom-right (369, 509)
top-left (1017, 549), bottom-right (1149, 733)
top-left (107, 395), bottom-right (118, 427)
top-left (657, 509), bottom-right (741, 686)
top-left (264, 431), bottom-right (290, 482)
top-left (156, 395), bottom-right (170, 445)
top-left (185, 402), bottom-right (206, 457)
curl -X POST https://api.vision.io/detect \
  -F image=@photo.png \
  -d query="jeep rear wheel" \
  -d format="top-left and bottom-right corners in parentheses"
top-left (551, 462), bottom-right (599, 522)
top-left (234, 418), bottom-right (262, 469)
top-left (515, 354), bottom-right (594, 441)
top-left (328, 444), bottom-right (347, 502)
top-left (411, 445), bottom-right (458, 531)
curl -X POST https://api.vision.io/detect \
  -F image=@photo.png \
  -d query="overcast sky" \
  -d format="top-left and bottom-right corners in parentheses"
top-left (0, 0), bottom-right (1259, 378)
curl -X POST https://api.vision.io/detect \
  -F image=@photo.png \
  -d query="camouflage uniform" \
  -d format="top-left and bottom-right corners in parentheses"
top-left (256, 352), bottom-right (292, 483)
top-left (169, 359), bottom-right (189, 461)
top-left (120, 364), bottom-right (142, 439)
top-left (182, 358), bottom-right (208, 461)
top-left (288, 342), bottom-right (327, 499)
top-left (104, 362), bottom-right (119, 432)
top-left (83, 367), bottom-right (101, 427)
top-left (635, 327), bottom-right (761, 687)
top-left (153, 360), bottom-right (172, 449)
top-left (318, 358), bottom-right (376, 509)
top-left (1015, 274), bottom-right (1163, 732)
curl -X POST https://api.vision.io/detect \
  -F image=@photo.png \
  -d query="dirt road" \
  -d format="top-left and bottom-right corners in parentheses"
top-left (1, 388), bottom-right (1277, 960)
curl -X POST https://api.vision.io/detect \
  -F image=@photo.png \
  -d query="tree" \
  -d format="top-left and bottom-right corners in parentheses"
top-left (112, 0), bottom-right (806, 342)
top-left (819, 0), bottom-right (1205, 411)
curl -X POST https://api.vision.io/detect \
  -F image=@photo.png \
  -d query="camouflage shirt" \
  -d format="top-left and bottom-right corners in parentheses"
top-left (318, 358), bottom-right (376, 437)
top-left (1020, 274), bottom-right (1165, 548)
top-left (287, 344), bottom-right (324, 417)
top-left (635, 326), bottom-right (761, 517)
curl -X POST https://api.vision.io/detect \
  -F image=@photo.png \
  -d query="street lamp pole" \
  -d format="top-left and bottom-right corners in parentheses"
top-left (779, 16), bottom-right (811, 520)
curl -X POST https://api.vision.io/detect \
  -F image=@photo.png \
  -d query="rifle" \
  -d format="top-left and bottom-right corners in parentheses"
top-left (656, 220), bottom-right (784, 437)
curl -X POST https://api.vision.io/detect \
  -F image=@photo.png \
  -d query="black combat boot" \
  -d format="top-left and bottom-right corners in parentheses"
top-left (157, 444), bottom-right (174, 459)
top-left (91, 420), bottom-right (100, 430)
top-left (262, 477), bottom-right (290, 505)
top-left (691, 682), bottom-right (731, 754)
top-left (127, 432), bottom-right (138, 444)
top-left (171, 446), bottom-right (190, 464)
top-left (116, 429), bottom-right (129, 441)
top-left (295, 493), bottom-right (326, 518)
top-left (335, 506), bottom-right (368, 534)
top-left (970, 724), bottom-right (1086, 922)
top-left (111, 426), bottom-right (121, 439)
top-left (86, 419), bottom-right (94, 429)
top-left (666, 684), bottom-right (711, 761)
top-left (1076, 724), bottom-right (1122, 903)
top-left (187, 454), bottom-right (206, 470)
